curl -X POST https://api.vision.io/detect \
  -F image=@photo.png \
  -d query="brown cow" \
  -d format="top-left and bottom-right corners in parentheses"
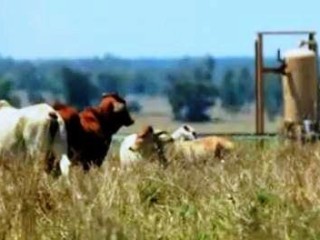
top-left (53, 93), bottom-right (134, 170)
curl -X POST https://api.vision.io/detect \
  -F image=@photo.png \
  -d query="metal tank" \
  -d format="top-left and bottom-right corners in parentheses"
top-left (282, 48), bottom-right (318, 140)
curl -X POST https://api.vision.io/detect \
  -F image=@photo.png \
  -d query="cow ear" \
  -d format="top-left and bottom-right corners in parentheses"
top-left (183, 125), bottom-right (190, 131)
top-left (113, 102), bottom-right (124, 112)
top-left (138, 126), bottom-right (154, 138)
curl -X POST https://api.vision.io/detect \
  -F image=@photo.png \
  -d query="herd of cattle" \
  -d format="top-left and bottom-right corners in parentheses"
top-left (0, 92), bottom-right (235, 178)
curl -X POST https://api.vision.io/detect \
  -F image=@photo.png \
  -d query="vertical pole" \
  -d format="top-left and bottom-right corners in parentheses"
top-left (308, 33), bottom-right (316, 51)
top-left (255, 39), bottom-right (259, 134)
top-left (256, 33), bottom-right (264, 135)
top-left (309, 33), bottom-right (320, 126)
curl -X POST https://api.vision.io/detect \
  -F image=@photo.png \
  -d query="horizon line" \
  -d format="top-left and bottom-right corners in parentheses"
top-left (0, 53), bottom-right (286, 61)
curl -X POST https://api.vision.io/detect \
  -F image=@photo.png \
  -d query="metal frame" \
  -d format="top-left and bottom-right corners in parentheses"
top-left (255, 31), bottom-right (318, 136)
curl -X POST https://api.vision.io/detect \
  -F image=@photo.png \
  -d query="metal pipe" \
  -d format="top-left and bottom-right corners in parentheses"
top-left (259, 31), bottom-right (316, 35)
top-left (263, 67), bottom-right (285, 74)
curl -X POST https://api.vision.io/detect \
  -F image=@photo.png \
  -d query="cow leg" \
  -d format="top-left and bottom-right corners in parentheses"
top-left (81, 159), bottom-right (91, 171)
top-left (59, 154), bottom-right (71, 176)
top-left (214, 143), bottom-right (223, 159)
top-left (51, 119), bottom-right (71, 177)
top-left (44, 151), bottom-right (55, 174)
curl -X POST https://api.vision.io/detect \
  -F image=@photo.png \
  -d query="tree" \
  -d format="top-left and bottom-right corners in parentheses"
top-left (0, 77), bottom-right (13, 100)
top-left (237, 67), bottom-right (254, 104)
top-left (97, 71), bottom-right (128, 96)
top-left (14, 62), bottom-right (45, 91)
top-left (166, 57), bottom-right (219, 122)
top-left (264, 74), bottom-right (282, 120)
top-left (28, 91), bottom-right (45, 104)
top-left (0, 77), bottom-right (20, 107)
top-left (220, 69), bottom-right (242, 112)
top-left (61, 67), bottom-right (97, 108)
top-left (131, 71), bottom-right (157, 95)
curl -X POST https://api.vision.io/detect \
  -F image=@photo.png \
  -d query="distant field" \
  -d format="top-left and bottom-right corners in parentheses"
top-left (120, 96), bottom-right (281, 135)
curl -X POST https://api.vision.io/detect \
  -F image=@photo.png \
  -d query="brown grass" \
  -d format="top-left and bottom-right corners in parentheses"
top-left (0, 140), bottom-right (319, 239)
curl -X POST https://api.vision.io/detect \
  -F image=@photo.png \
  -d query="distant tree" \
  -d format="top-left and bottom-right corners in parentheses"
top-left (220, 67), bottom-right (254, 113)
top-left (220, 69), bottom-right (242, 112)
top-left (61, 67), bottom-right (97, 108)
top-left (43, 69), bottom-right (65, 94)
top-left (97, 71), bottom-right (128, 96)
top-left (167, 57), bottom-right (219, 122)
top-left (131, 71), bottom-right (157, 95)
top-left (264, 74), bottom-right (282, 121)
top-left (0, 58), bottom-right (15, 76)
top-left (194, 55), bottom-right (215, 80)
top-left (0, 77), bottom-right (20, 107)
top-left (14, 62), bottom-right (45, 91)
top-left (28, 91), bottom-right (45, 104)
top-left (126, 100), bottom-right (142, 113)
top-left (0, 77), bottom-right (13, 99)
top-left (237, 67), bottom-right (254, 104)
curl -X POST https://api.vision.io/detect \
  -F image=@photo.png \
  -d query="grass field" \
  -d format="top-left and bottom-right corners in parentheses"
top-left (0, 97), bottom-right (297, 239)
top-left (0, 139), bottom-right (320, 239)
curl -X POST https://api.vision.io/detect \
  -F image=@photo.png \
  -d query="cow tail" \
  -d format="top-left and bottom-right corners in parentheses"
top-left (48, 112), bottom-right (59, 142)
top-left (45, 112), bottom-right (59, 174)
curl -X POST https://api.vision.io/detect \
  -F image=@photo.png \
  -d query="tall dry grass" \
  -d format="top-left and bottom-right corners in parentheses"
top-left (0, 140), bottom-right (320, 239)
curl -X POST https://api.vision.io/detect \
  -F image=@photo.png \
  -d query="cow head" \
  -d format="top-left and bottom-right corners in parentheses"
top-left (130, 125), bottom-right (155, 151)
top-left (98, 92), bottom-right (134, 133)
top-left (130, 125), bottom-right (168, 167)
top-left (171, 125), bottom-right (197, 141)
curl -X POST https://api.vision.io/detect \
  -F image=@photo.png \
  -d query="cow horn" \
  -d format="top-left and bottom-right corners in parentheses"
top-left (113, 102), bottom-right (124, 112)
top-left (154, 130), bottom-right (169, 136)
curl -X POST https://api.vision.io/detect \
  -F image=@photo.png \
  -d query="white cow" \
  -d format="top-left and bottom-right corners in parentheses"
top-left (170, 124), bottom-right (197, 141)
top-left (0, 100), bottom-right (70, 176)
top-left (152, 124), bottom-right (197, 143)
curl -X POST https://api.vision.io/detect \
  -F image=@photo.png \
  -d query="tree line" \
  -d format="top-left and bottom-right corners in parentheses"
top-left (0, 56), bottom-right (283, 122)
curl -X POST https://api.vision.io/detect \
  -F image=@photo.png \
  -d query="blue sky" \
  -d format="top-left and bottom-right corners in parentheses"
top-left (0, 0), bottom-right (318, 59)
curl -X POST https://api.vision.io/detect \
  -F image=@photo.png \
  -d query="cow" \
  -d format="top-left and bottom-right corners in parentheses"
top-left (120, 125), bottom-right (234, 168)
top-left (53, 93), bottom-right (134, 170)
top-left (170, 135), bottom-right (234, 161)
top-left (168, 124), bottom-right (197, 141)
top-left (0, 100), bottom-right (70, 176)
top-left (120, 126), bottom-right (161, 167)
top-left (120, 125), bottom-right (197, 168)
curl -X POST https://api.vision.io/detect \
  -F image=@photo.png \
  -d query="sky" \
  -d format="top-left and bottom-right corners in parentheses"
top-left (0, 0), bottom-right (319, 59)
